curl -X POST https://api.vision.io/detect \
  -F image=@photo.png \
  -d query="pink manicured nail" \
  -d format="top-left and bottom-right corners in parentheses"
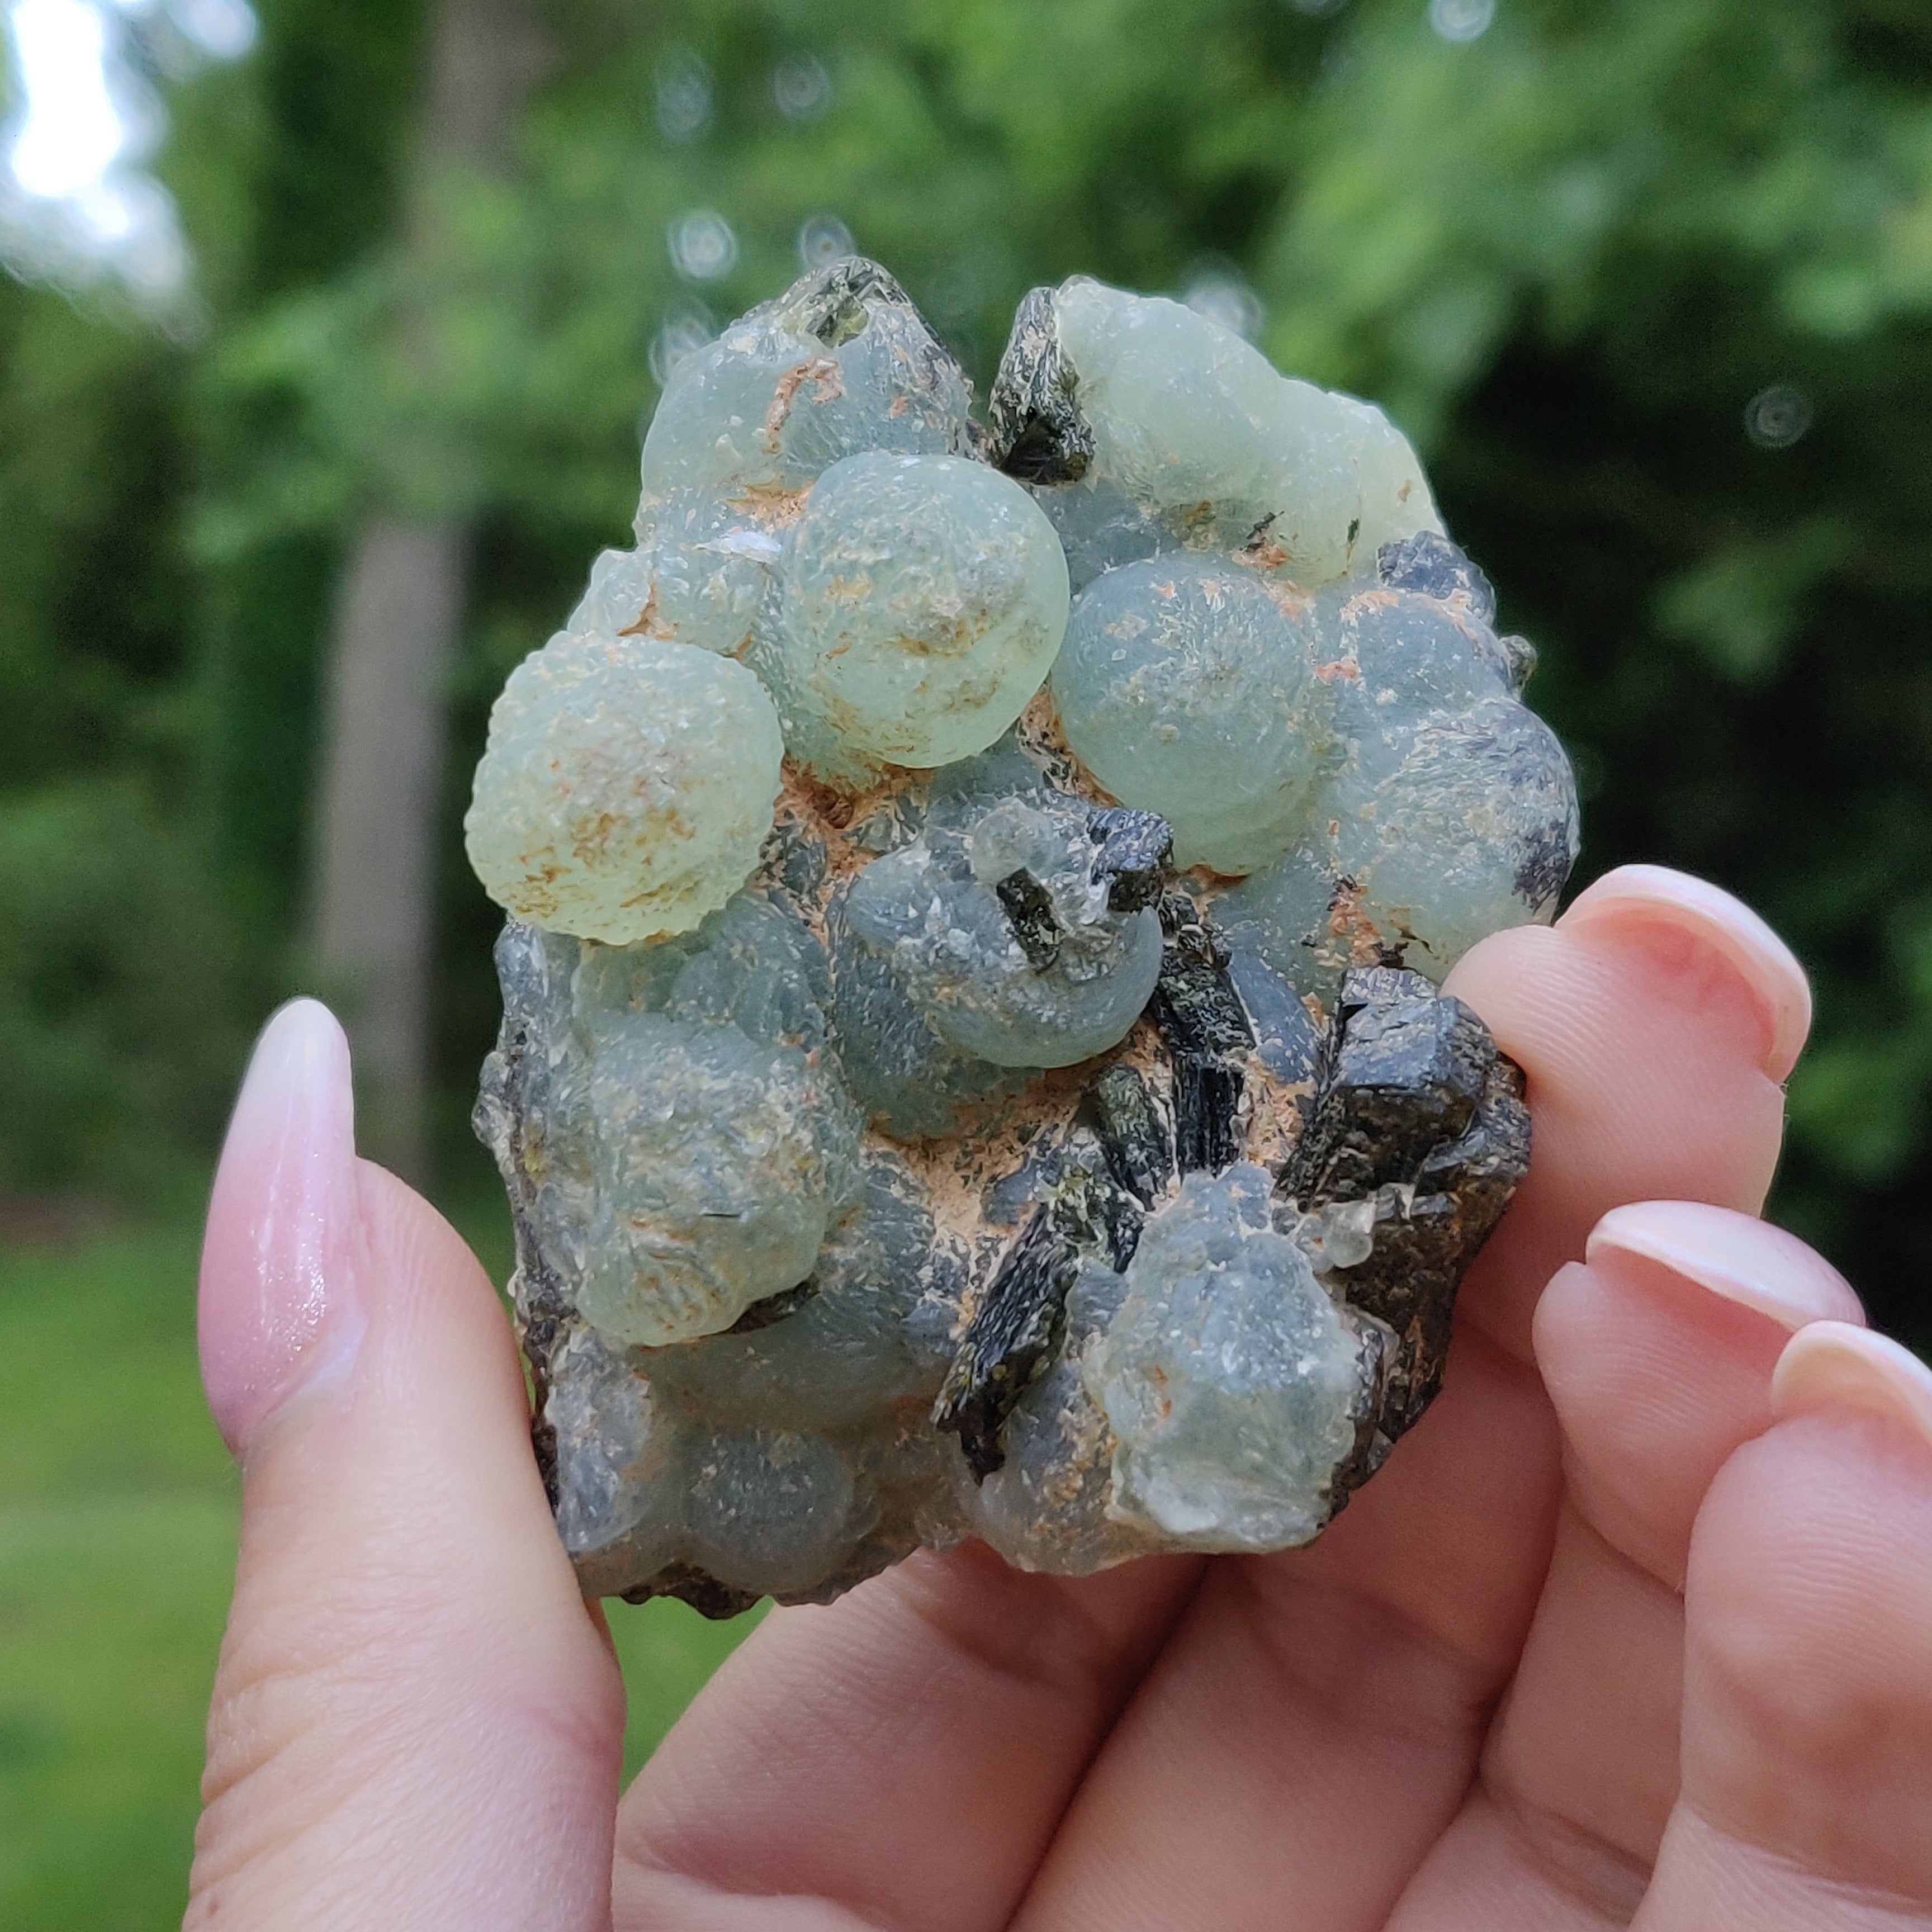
top-left (1773, 1322), bottom-right (1932, 1451)
top-left (198, 999), bottom-right (365, 1453)
top-left (1588, 1200), bottom-right (1863, 1332)
top-left (1559, 865), bottom-right (1812, 1080)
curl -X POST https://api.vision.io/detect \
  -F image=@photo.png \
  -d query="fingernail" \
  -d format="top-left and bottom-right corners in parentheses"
top-left (198, 998), bottom-right (366, 1453)
top-left (1588, 1200), bottom-right (1863, 1332)
top-left (1558, 865), bottom-right (1812, 1081)
top-left (1773, 1322), bottom-right (1932, 1451)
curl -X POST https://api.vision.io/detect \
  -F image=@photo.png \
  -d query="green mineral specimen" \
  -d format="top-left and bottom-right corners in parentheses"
top-left (468, 257), bottom-right (1572, 1612)
top-left (1052, 557), bottom-right (1328, 874)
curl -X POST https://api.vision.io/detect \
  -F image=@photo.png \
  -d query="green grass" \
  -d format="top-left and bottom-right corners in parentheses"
top-left (0, 1202), bottom-right (757, 1929)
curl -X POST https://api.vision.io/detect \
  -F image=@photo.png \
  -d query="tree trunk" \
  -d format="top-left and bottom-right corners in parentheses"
top-left (310, 0), bottom-right (544, 1180)
top-left (312, 517), bottom-right (471, 1171)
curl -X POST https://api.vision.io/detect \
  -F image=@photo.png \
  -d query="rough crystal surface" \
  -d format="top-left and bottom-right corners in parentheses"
top-left (993, 276), bottom-right (1441, 590)
top-left (1053, 556), bottom-right (1327, 874)
top-left (750, 449), bottom-right (1070, 782)
top-left (570, 493), bottom-right (780, 659)
top-left (468, 257), bottom-right (1575, 1612)
top-left (463, 632), bottom-right (784, 945)
top-left (640, 258), bottom-right (974, 499)
top-left (844, 789), bottom-right (1163, 1068)
top-left (1086, 1164), bottom-right (1365, 1550)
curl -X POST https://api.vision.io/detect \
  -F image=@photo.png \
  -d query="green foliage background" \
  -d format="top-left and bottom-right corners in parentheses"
top-left (7, 0), bottom-right (1925, 1324)
top-left (2, 2), bottom-right (1930, 1917)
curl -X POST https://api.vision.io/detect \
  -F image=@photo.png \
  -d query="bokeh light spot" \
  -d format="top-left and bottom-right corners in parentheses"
top-left (1183, 263), bottom-right (1265, 340)
top-left (1428, 0), bottom-right (1495, 42)
top-left (649, 299), bottom-right (717, 388)
top-left (655, 46), bottom-right (713, 144)
top-left (772, 53), bottom-right (831, 121)
top-left (1745, 384), bottom-right (1813, 449)
top-left (8, 0), bottom-right (122, 199)
top-left (668, 208), bottom-right (738, 282)
top-left (797, 211), bottom-right (854, 269)
top-left (2, 0), bottom-right (255, 301)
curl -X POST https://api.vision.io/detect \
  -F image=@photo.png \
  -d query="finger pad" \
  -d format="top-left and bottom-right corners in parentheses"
top-left (1683, 1418), bottom-right (1932, 1898)
top-left (1447, 926), bottom-right (1787, 1353)
top-left (1536, 1257), bottom-right (1789, 1583)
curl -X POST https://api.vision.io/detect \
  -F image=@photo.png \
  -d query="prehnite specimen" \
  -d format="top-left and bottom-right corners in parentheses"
top-left (467, 258), bottom-right (1577, 1614)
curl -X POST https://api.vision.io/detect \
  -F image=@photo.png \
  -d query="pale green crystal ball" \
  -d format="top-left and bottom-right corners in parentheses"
top-left (569, 491), bottom-right (783, 657)
top-left (574, 1015), bottom-right (859, 1348)
top-left (463, 631), bottom-right (783, 945)
top-left (1218, 583), bottom-right (1574, 990)
top-left (639, 268), bottom-right (974, 499)
top-left (754, 451), bottom-right (1071, 780)
top-left (1052, 557), bottom-right (1328, 875)
top-left (844, 793), bottom-right (1164, 1067)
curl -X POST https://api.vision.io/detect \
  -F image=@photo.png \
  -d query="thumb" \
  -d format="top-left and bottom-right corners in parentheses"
top-left (188, 999), bottom-right (622, 1931)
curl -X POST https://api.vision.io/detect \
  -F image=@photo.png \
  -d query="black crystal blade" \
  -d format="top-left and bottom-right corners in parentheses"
top-left (988, 285), bottom-right (1093, 484)
top-left (995, 866), bottom-right (1063, 970)
top-left (1088, 806), bottom-right (1174, 912)
top-left (1084, 1063), bottom-right (1173, 1208)
top-left (1146, 896), bottom-right (1253, 1174)
top-left (1287, 965), bottom-right (1532, 1463)
top-left (932, 1205), bottom-right (1079, 1480)
top-left (1172, 1054), bottom-right (1243, 1176)
top-left (1150, 896), bottom-right (1255, 1060)
top-left (1286, 966), bottom-right (1490, 1204)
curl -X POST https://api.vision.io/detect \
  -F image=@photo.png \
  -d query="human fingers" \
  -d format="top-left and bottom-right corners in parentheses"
top-left (612, 1543), bottom-right (1201, 1931)
top-left (186, 1001), bottom-right (623, 1932)
top-left (1382, 1203), bottom-right (1860, 1929)
top-left (1006, 870), bottom-right (1805, 1932)
top-left (1445, 864), bottom-right (1808, 1358)
top-left (1635, 1324), bottom-right (1932, 1929)
top-left (1003, 1328), bottom-right (1559, 1932)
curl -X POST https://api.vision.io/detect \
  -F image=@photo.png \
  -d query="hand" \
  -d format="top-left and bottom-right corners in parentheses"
top-left (186, 865), bottom-right (1932, 1931)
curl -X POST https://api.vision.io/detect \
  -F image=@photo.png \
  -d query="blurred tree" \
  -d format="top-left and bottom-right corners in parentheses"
top-left (307, 0), bottom-right (547, 1178)
top-left (0, 0), bottom-right (424, 1199)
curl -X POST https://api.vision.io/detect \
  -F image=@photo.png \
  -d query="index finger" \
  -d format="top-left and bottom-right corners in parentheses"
top-left (1448, 864), bottom-right (1807, 1358)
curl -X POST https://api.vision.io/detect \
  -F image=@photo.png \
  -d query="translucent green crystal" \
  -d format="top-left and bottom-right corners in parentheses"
top-left (468, 258), bottom-right (1570, 1613)
top-left (1083, 1164), bottom-right (1366, 1550)
top-left (558, 895), bottom-right (862, 1348)
top-left (644, 1153), bottom-right (959, 1431)
top-left (682, 1427), bottom-right (870, 1598)
top-left (1032, 277), bottom-right (1441, 590)
top-left (570, 491), bottom-right (782, 657)
top-left (1052, 557), bottom-right (1329, 874)
top-left (844, 790), bottom-right (1162, 1068)
top-left (751, 450), bottom-right (1070, 782)
top-left (1220, 579), bottom-right (1576, 992)
top-left (464, 631), bottom-right (783, 945)
top-left (640, 258), bottom-right (974, 499)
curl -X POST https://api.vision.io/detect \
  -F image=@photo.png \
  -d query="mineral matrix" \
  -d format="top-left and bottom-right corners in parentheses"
top-left (467, 258), bottom-right (1576, 1612)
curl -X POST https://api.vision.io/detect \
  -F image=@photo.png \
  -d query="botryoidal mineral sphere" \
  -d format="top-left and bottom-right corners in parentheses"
top-left (1052, 557), bottom-right (1327, 874)
top-left (463, 631), bottom-right (783, 945)
top-left (751, 449), bottom-right (1071, 781)
top-left (466, 255), bottom-right (1579, 1614)
top-left (1002, 275), bottom-right (1440, 589)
